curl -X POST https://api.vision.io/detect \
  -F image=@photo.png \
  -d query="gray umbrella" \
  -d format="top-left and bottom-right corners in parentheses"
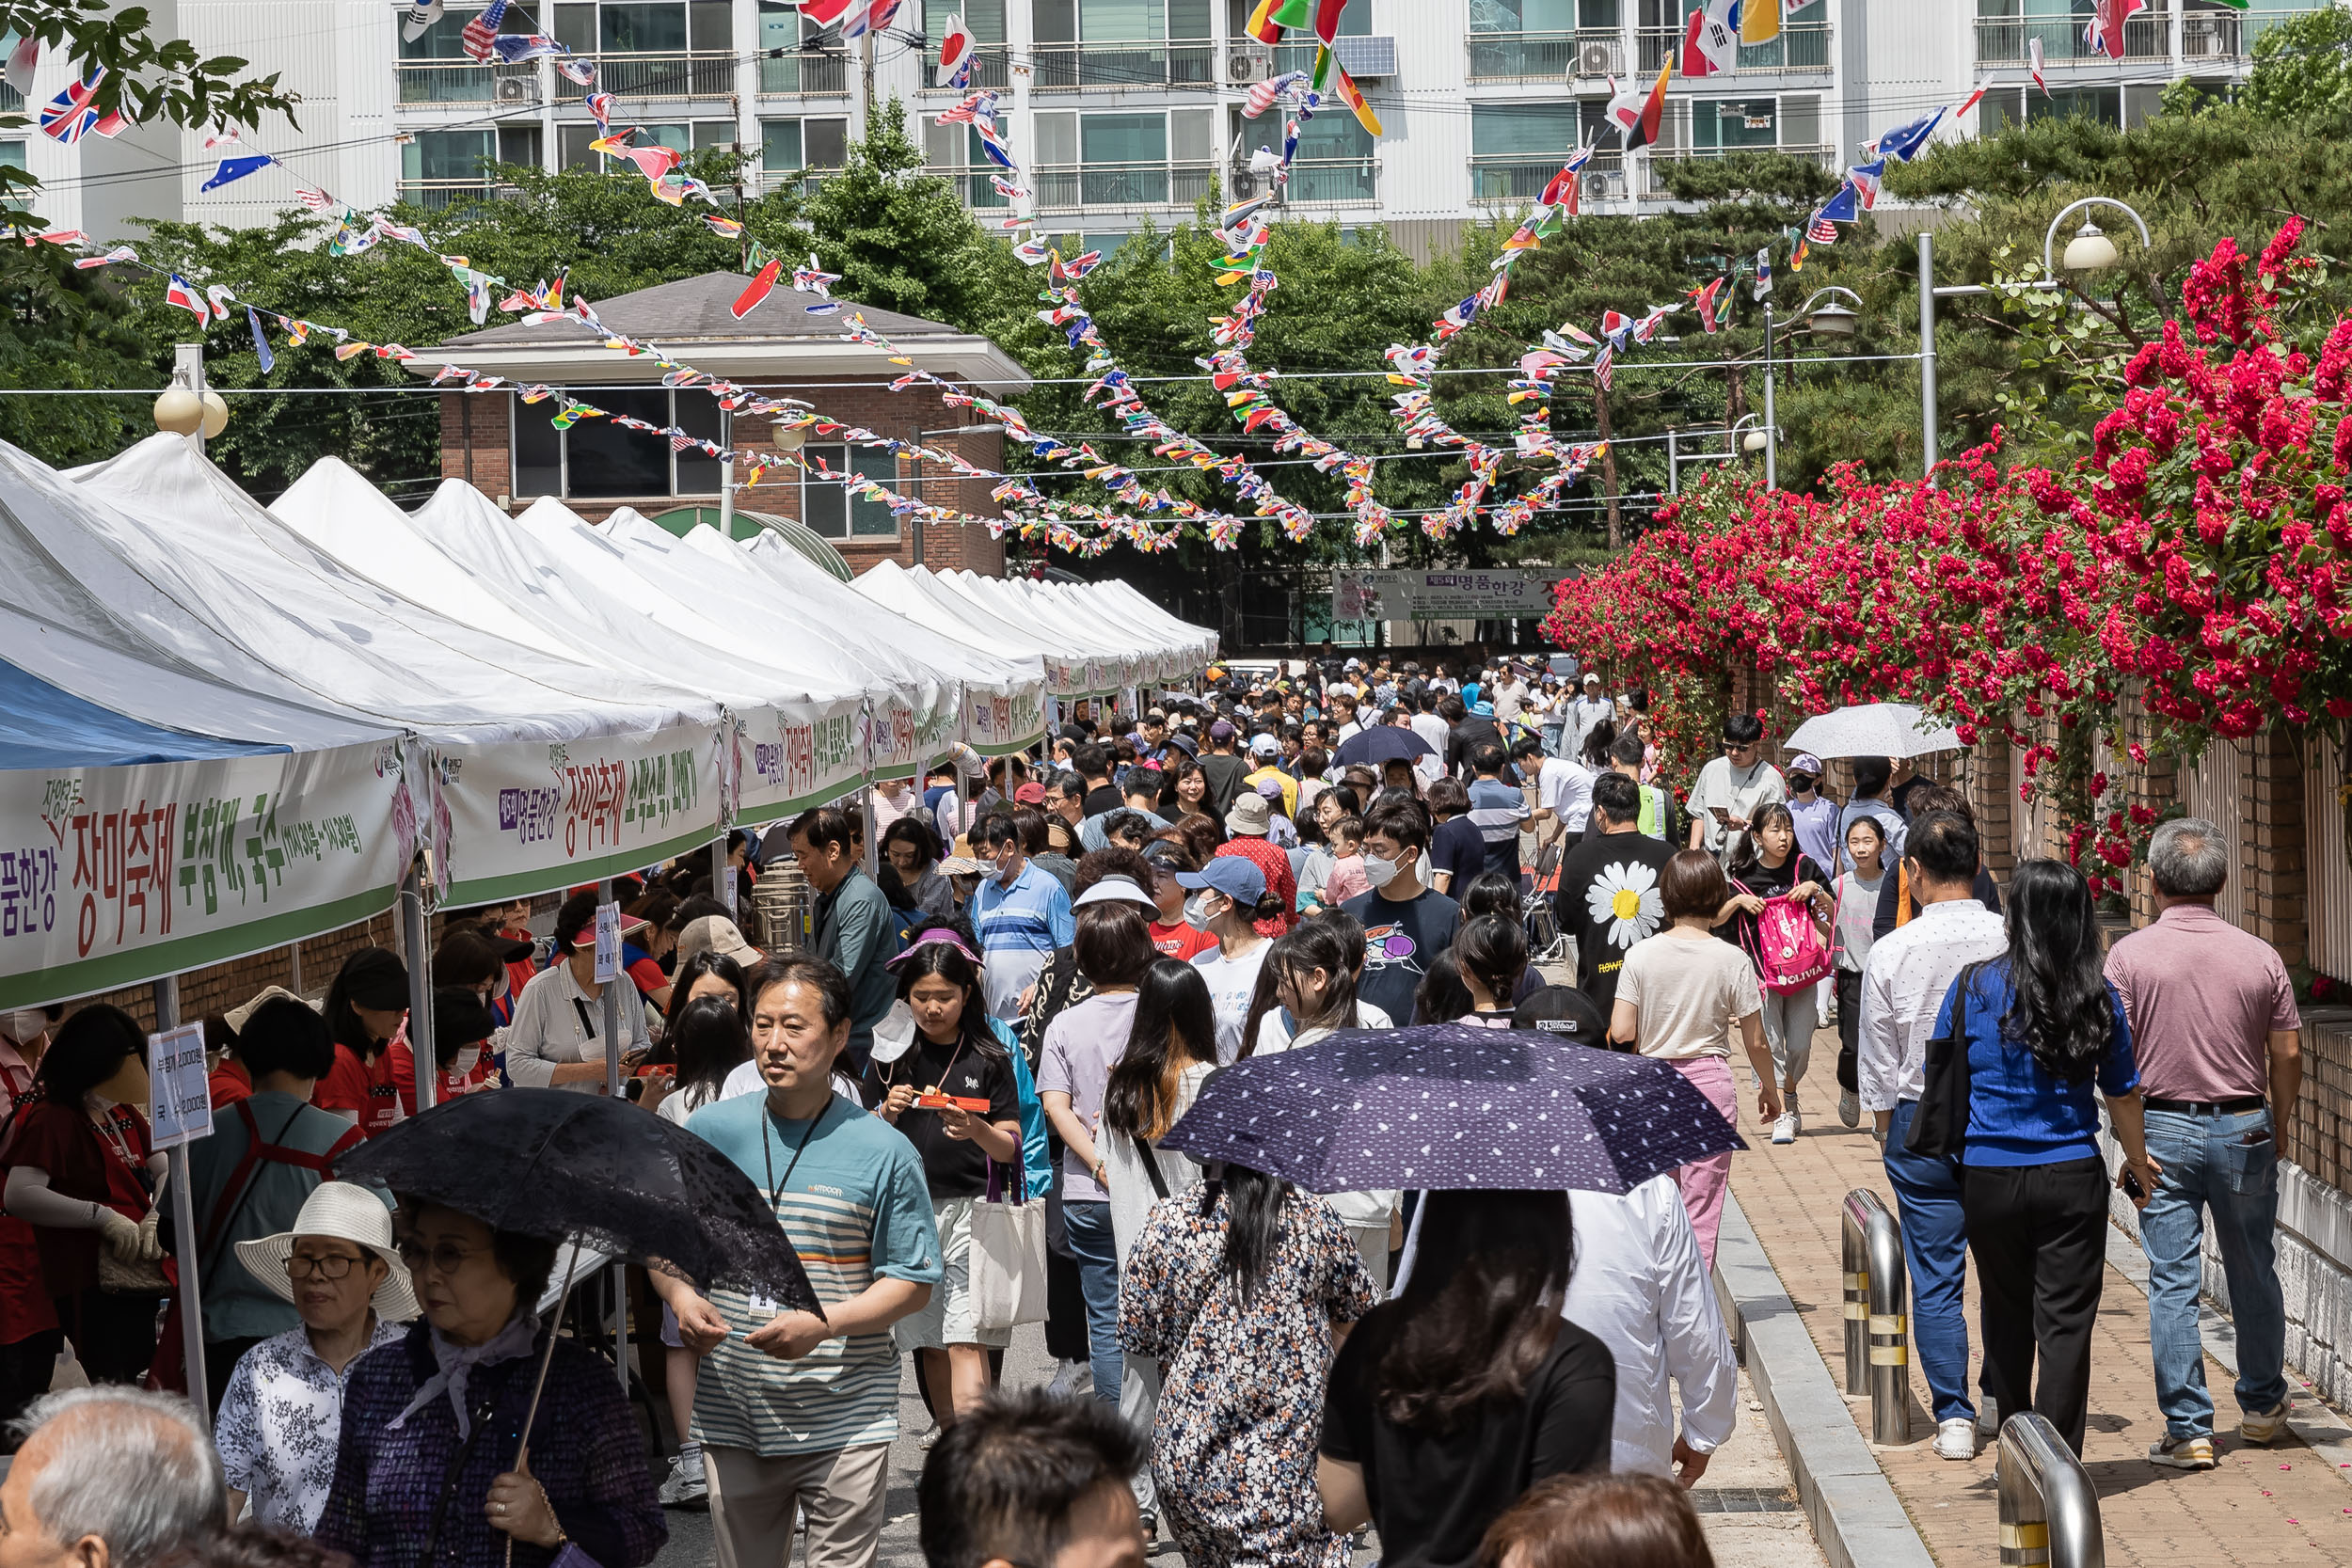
top-left (1158, 1023), bottom-right (1746, 1193)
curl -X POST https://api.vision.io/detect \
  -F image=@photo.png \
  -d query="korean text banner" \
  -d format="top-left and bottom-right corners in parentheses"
top-left (436, 719), bottom-right (724, 905)
top-left (733, 698), bottom-right (873, 829)
top-left (1332, 569), bottom-right (1573, 623)
top-left (0, 745), bottom-right (410, 1009)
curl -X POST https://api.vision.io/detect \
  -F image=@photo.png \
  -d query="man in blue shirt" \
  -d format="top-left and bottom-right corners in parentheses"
top-left (970, 813), bottom-right (1075, 1020)
top-left (788, 804), bottom-right (896, 1073)
top-left (661, 956), bottom-right (939, 1568)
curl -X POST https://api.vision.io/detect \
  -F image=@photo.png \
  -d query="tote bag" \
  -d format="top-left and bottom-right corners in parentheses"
top-left (969, 1158), bottom-right (1049, 1331)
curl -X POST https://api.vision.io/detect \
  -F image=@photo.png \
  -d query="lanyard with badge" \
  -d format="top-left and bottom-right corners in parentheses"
top-left (748, 1104), bottom-right (823, 1319)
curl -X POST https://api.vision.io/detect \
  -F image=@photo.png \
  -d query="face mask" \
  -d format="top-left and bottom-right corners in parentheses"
top-left (1361, 853), bottom-right (1402, 889)
top-left (453, 1047), bottom-right (481, 1076)
top-left (1184, 893), bottom-right (1215, 928)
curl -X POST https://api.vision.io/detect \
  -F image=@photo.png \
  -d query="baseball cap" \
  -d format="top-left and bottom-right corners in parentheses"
top-left (1344, 657), bottom-right (1361, 670)
top-left (1013, 781), bottom-right (1048, 804)
top-left (1073, 875), bottom-right (1159, 911)
top-left (1145, 708), bottom-right (1168, 723)
top-left (1582, 672), bottom-right (1602, 686)
top-left (1248, 733), bottom-right (1280, 759)
top-left (1511, 986), bottom-right (1609, 1042)
top-left (1789, 752), bottom-right (1825, 775)
top-left (1173, 858), bottom-right (1267, 903)
top-left (1163, 732), bottom-right (1200, 758)
top-left (676, 916), bottom-right (761, 968)
top-left (1209, 720), bottom-right (1237, 741)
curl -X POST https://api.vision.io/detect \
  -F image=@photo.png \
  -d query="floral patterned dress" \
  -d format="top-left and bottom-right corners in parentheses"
top-left (1119, 1187), bottom-right (1378, 1568)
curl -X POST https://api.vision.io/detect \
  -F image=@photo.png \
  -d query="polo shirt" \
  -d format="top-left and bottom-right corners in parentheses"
top-left (817, 868), bottom-right (897, 1068)
top-left (970, 862), bottom-right (1075, 958)
top-left (2105, 903), bottom-right (2299, 1102)
top-left (683, 1092), bottom-right (940, 1456)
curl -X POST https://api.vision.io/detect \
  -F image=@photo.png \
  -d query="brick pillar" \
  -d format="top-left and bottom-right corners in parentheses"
top-left (1970, 734), bottom-right (2015, 888)
top-left (2249, 725), bottom-right (2309, 973)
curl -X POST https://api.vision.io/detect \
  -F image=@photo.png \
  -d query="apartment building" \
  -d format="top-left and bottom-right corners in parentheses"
top-left (16, 0), bottom-right (2324, 253)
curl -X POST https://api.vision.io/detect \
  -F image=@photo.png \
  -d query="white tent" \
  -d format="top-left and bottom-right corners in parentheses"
top-left (1092, 578), bottom-right (1218, 665)
top-left (855, 562), bottom-right (1113, 698)
top-left (931, 569), bottom-right (1143, 692)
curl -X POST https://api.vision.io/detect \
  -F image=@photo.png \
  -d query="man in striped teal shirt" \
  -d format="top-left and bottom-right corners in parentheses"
top-left (660, 957), bottom-right (940, 1568)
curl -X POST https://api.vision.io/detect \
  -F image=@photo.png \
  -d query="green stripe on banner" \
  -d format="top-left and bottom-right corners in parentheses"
top-left (0, 884), bottom-right (401, 1011)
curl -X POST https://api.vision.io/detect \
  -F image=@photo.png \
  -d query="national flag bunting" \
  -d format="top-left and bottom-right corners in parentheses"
top-left (246, 306), bottom-right (274, 372)
top-left (1753, 245), bottom-right (1772, 299)
top-left (1608, 60), bottom-right (1671, 150)
top-left (201, 154), bottom-right (275, 191)
top-left (2028, 36), bottom-right (2049, 94)
top-left (1740, 0), bottom-right (1780, 44)
top-left (39, 70), bottom-right (107, 144)
top-left (1682, 0), bottom-right (1737, 77)
top-left (164, 274), bottom-right (209, 324)
top-left (733, 258), bottom-right (783, 319)
top-left (936, 12), bottom-right (975, 86)
top-left (460, 0), bottom-right (510, 62)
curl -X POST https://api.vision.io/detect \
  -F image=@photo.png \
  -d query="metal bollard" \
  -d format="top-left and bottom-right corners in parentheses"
top-left (1997, 1412), bottom-right (2103, 1568)
top-left (1840, 1188), bottom-right (1910, 1444)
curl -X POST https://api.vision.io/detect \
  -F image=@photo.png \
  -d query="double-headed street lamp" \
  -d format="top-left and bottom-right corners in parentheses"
top-left (1758, 286), bottom-right (1865, 489)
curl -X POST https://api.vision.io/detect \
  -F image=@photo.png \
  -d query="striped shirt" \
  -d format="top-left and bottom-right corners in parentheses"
top-left (683, 1093), bottom-right (941, 1456)
top-left (971, 862), bottom-right (1075, 958)
top-left (1469, 775), bottom-right (1531, 875)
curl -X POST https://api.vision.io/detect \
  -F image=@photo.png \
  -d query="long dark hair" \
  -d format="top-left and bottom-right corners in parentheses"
top-left (1459, 871), bottom-right (1522, 924)
top-left (889, 922), bottom-right (1007, 1063)
top-left (1728, 800), bottom-right (1799, 879)
top-left (1375, 1189), bottom-right (1571, 1431)
top-left (1257, 921), bottom-right (1360, 1048)
top-left (1203, 1162), bottom-right (1293, 1307)
top-left (1997, 859), bottom-right (2118, 1084)
top-left (1104, 959), bottom-right (1219, 1140)
top-left (663, 951), bottom-right (749, 1037)
top-left (669, 995), bottom-right (750, 1106)
top-left (1453, 914), bottom-right (1529, 1008)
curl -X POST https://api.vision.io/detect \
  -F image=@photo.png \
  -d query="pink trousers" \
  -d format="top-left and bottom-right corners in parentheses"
top-left (1667, 1053), bottom-right (1738, 1269)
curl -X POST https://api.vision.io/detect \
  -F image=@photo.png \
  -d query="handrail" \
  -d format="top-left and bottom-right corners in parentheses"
top-left (1840, 1187), bottom-right (1910, 1444)
top-left (1997, 1412), bottom-right (2104, 1567)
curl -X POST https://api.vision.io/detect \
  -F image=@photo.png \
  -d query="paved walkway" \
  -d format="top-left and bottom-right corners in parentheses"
top-left (1730, 1031), bottom-right (2352, 1566)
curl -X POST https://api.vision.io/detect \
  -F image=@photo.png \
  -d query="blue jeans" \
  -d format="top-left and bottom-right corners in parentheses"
top-left (1883, 1100), bottom-right (1978, 1423)
top-left (2140, 1105), bottom-right (2289, 1438)
top-left (1062, 1199), bottom-right (1122, 1402)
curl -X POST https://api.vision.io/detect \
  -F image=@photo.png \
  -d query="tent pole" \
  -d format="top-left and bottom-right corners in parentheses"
top-left (153, 974), bottom-right (210, 1425)
top-left (404, 870), bottom-right (437, 1113)
top-left (596, 878), bottom-right (628, 1391)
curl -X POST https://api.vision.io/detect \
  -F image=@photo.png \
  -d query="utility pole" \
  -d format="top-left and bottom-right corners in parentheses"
top-left (1594, 390), bottom-right (1622, 553)
top-left (861, 30), bottom-right (875, 132)
top-left (1760, 301), bottom-right (1777, 490)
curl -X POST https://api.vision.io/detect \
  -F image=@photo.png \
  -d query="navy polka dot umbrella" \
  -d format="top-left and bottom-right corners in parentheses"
top-left (1158, 1023), bottom-right (1747, 1193)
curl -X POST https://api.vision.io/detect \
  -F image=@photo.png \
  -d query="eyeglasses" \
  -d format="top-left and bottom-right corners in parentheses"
top-left (398, 1239), bottom-right (486, 1276)
top-left (1724, 741), bottom-right (1755, 753)
top-left (287, 1252), bottom-right (366, 1280)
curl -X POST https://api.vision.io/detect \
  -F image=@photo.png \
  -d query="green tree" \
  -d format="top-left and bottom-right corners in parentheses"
top-left (2243, 6), bottom-right (2352, 122)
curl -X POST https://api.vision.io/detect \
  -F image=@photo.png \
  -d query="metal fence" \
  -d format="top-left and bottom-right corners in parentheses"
top-left (758, 52), bottom-right (850, 95)
top-left (1031, 160), bottom-right (1216, 210)
top-left (1029, 41), bottom-right (1216, 88)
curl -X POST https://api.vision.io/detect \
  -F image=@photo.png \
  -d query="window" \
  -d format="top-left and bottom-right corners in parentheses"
top-left (551, 1), bottom-right (732, 50)
top-left (497, 124), bottom-right (544, 170)
top-left (925, 0), bottom-right (1007, 42)
top-left (1470, 103), bottom-right (1582, 198)
top-left (1690, 99), bottom-right (1776, 150)
top-left (926, 119), bottom-right (1012, 206)
top-left (1472, 0), bottom-right (1575, 29)
top-left (802, 444), bottom-right (900, 538)
top-left (511, 388), bottom-right (726, 500)
top-left (763, 117), bottom-right (850, 188)
top-left (562, 119), bottom-right (734, 170)
top-left (404, 130), bottom-right (495, 183)
top-left (1032, 108), bottom-right (1211, 206)
top-left (1290, 111), bottom-right (1374, 201)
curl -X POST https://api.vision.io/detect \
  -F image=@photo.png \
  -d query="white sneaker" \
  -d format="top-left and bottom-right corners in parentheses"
top-left (657, 1455), bottom-right (708, 1508)
top-left (1935, 1418), bottom-right (1978, 1460)
top-left (1048, 1358), bottom-right (1089, 1398)
top-left (1771, 1111), bottom-right (1800, 1145)
top-left (1839, 1088), bottom-right (1860, 1128)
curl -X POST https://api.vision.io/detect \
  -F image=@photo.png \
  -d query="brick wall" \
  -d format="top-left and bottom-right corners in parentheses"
top-left (438, 381), bottom-right (1007, 577)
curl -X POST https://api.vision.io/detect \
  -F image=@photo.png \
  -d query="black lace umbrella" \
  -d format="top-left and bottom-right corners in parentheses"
top-left (335, 1088), bottom-right (814, 1309)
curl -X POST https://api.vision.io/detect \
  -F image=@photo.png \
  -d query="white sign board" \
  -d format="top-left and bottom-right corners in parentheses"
top-left (593, 900), bottom-right (621, 985)
top-left (722, 865), bottom-right (739, 913)
top-left (1332, 569), bottom-right (1572, 623)
top-left (147, 1022), bottom-right (213, 1149)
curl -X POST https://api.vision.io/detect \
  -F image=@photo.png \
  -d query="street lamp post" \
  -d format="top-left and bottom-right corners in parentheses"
top-left (1760, 300), bottom-right (1777, 489)
top-left (1757, 287), bottom-right (1861, 489)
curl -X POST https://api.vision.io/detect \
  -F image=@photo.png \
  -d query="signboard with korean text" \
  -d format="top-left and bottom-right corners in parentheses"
top-left (0, 744), bottom-right (408, 1010)
top-left (1332, 570), bottom-right (1573, 623)
top-left (147, 1022), bottom-right (213, 1148)
top-left (731, 698), bottom-right (870, 832)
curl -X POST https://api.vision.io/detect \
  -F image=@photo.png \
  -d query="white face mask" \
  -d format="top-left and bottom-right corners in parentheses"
top-left (1361, 853), bottom-right (1403, 889)
top-left (1184, 892), bottom-right (1220, 929)
top-left (453, 1047), bottom-right (481, 1076)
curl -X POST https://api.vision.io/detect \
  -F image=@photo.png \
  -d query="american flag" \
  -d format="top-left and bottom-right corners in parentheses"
top-left (294, 184), bottom-right (334, 212)
top-left (670, 434), bottom-right (701, 452)
top-left (461, 0), bottom-right (510, 62)
top-left (1806, 214), bottom-right (1839, 243)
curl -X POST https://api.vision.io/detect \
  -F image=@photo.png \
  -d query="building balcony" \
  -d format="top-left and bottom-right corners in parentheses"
top-left (922, 164), bottom-right (1016, 211)
top-left (920, 44), bottom-right (1013, 89)
top-left (1972, 12), bottom-right (2167, 62)
top-left (1470, 150), bottom-right (1621, 203)
top-left (1031, 160), bottom-right (1216, 210)
top-left (1467, 30), bottom-right (1616, 83)
top-left (758, 51), bottom-right (851, 95)
top-left (1634, 20), bottom-right (1833, 73)
top-left (1029, 41), bottom-right (1216, 89)
top-left (0, 82), bottom-right (21, 114)
top-left (395, 60), bottom-right (540, 105)
top-left (1230, 154), bottom-right (1378, 203)
top-left (1269, 34), bottom-right (1399, 77)
top-left (396, 178), bottom-right (500, 210)
top-left (748, 164), bottom-right (844, 196)
top-left (555, 51), bottom-right (739, 101)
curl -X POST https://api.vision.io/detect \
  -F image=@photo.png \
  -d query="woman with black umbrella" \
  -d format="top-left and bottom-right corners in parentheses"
top-left (315, 1196), bottom-right (666, 1568)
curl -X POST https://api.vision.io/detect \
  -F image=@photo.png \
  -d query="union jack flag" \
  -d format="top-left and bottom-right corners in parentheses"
top-left (39, 70), bottom-right (106, 144)
top-left (460, 0), bottom-right (510, 62)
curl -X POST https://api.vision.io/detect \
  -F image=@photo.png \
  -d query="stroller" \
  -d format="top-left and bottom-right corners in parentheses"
top-left (1523, 841), bottom-right (1570, 971)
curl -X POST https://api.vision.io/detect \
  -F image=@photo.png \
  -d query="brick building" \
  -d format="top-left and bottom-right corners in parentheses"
top-left (424, 271), bottom-right (1026, 576)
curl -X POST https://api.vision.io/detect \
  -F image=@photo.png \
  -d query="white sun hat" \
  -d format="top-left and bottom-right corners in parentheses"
top-left (234, 1180), bottom-right (419, 1321)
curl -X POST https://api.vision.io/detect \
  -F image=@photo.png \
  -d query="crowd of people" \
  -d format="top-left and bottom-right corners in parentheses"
top-left (0, 645), bottom-right (2308, 1568)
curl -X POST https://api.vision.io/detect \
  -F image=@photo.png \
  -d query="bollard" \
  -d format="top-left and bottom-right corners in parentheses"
top-left (1840, 1188), bottom-right (1910, 1444)
top-left (1997, 1412), bottom-right (2103, 1568)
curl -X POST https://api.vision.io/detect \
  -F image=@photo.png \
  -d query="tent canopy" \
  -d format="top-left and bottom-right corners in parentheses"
top-left (0, 659), bottom-right (289, 768)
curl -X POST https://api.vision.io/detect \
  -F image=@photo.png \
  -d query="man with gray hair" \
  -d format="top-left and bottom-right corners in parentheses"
top-left (2106, 816), bottom-right (2303, 1471)
top-left (1, 1386), bottom-right (224, 1568)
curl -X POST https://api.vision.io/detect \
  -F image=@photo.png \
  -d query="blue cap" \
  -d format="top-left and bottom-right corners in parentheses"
top-left (1172, 858), bottom-right (1267, 903)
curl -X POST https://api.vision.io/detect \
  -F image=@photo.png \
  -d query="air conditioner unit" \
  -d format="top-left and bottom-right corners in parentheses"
top-left (495, 74), bottom-right (536, 103)
top-left (1581, 170), bottom-right (1626, 202)
top-left (1576, 39), bottom-right (1616, 77)
top-left (1227, 43), bottom-right (1271, 85)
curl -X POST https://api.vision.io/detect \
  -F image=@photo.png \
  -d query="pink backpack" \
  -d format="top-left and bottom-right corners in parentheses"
top-left (1735, 879), bottom-right (1832, 995)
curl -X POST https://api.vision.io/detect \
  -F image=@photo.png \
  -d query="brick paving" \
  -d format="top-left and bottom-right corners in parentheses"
top-left (1729, 1032), bottom-right (2352, 1566)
